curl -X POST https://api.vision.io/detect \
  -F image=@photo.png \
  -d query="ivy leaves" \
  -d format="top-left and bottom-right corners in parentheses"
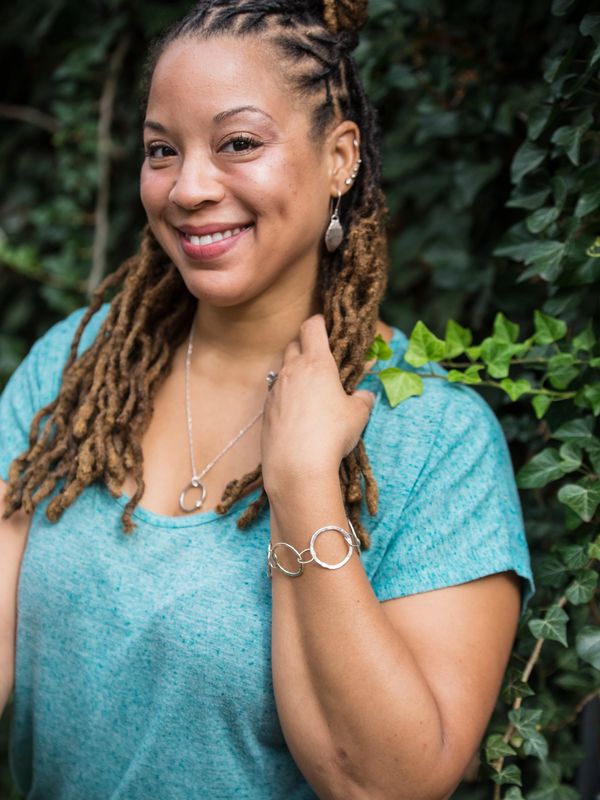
top-left (367, 311), bottom-right (599, 429)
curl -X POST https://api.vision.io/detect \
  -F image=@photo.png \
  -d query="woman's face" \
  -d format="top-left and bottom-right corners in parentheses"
top-left (141, 35), bottom-right (337, 310)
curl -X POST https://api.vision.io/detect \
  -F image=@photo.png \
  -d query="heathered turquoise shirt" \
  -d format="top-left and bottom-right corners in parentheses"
top-left (0, 307), bottom-right (534, 800)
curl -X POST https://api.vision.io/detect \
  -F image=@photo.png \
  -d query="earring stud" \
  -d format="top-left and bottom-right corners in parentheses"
top-left (345, 156), bottom-right (362, 186)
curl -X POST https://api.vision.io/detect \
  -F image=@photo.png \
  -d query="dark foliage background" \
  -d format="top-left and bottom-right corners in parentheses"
top-left (1, 1), bottom-right (599, 797)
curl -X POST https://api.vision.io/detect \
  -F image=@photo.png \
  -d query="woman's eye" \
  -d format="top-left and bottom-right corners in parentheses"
top-left (144, 143), bottom-right (176, 159)
top-left (221, 135), bottom-right (262, 154)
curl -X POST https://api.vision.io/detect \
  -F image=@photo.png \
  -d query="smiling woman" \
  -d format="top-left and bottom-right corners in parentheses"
top-left (0, 1), bottom-right (534, 799)
top-left (140, 37), bottom-right (334, 311)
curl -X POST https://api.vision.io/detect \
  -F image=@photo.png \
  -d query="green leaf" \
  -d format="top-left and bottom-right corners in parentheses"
top-left (500, 378), bottom-right (532, 402)
top-left (491, 764), bottom-right (522, 787)
top-left (580, 13), bottom-right (600, 44)
top-left (379, 368), bottom-right (423, 407)
top-left (466, 345), bottom-right (481, 361)
top-left (365, 333), bottom-right (393, 362)
top-left (578, 383), bottom-right (600, 415)
top-left (557, 480), bottom-right (600, 522)
top-left (575, 186), bottom-right (600, 218)
top-left (443, 319), bottom-right (472, 358)
top-left (493, 312), bottom-right (520, 344)
top-left (536, 555), bottom-right (567, 588)
top-left (532, 395), bottom-right (553, 419)
top-left (480, 338), bottom-right (520, 379)
top-left (558, 441), bottom-right (583, 472)
top-left (502, 667), bottom-right (536, 703)
top-left (511, 140), bottom-right (547, 183)
top-left (507, 186), bottom-right (551, 210)
top-left (571, 321), bottom-right (596, 352)
top-left (528, 604), bottom-right (569, 647)
top-left (523, 730), bottom-right (549, 760)
top-left (504, 789), bottom-right (526, 800)
top-left (404, 321), bottom-right (446, 367)
top-left (575, 625), bottom-right (600, 670)
top-left (534, 310), bottom-right (567, 345)
top-left (585, 438), bottom-right (600, 472)
top-left (508, 707), bottom-right (543, 737)
top-left (553, 417), bottom-right (594, 443)
top-left (495, 240), bottom-right (565, 279)
top-left (556, 542), bottom-right (590, 570)
top-left (485, 733), bottom-right (516, 761)
top-left (547, 353), bottom-right (579, 389)
top-left (588, 535), bottom-right (600, 560)
top-left (528, 105), bottom-right (553, 140)
top-left (526, 206), bottom-right (559, 234)
top-left (447, 365), bottom-right (483, 384)
top-left (517, 448), bottom-right (564, 488)
top-left (565, 569), bottom-right (598, 605)
top-left (551, 124), bottom-right (587, 166)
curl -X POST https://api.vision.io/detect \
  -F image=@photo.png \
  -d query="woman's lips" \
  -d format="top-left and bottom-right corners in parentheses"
top-left (177, 224), bottom-right (253, 260)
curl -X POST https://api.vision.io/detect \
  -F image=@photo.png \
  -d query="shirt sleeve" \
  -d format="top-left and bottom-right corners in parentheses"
top-left (371, 383), bottom-right (535, 616)
top-left (0, 308), bottom-right (92, 482)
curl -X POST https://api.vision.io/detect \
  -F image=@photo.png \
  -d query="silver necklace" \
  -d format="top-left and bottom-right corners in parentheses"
top-left (178, 321), bottom-right (277, 513)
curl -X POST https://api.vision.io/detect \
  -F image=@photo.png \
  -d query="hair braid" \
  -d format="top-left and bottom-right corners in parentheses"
top-left (5, 0), bottom-right (388, 549)
top-left (3, 227), bottom-right (196, 531)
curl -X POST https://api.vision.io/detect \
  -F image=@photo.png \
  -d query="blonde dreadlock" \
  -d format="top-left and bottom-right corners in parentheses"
top-left (4, 0), bottom-right (389, 547)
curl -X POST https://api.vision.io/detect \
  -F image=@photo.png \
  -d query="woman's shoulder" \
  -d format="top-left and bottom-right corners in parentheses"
top-left (25, 304), bottom-right (110, 383)
top-left (0, 303), bottom-right (110, 421)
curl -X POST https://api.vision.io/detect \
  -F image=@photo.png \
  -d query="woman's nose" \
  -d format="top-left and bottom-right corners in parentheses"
top-left (168, 157), bottom-right (225, 209)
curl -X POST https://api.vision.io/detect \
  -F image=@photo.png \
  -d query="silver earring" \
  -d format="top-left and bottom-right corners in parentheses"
top-left (344, 139), bottom-right (362, 186)
top-left (345, 155), bottom-right (362, 186)
top-left (324, 190), bottom-right (343, 252)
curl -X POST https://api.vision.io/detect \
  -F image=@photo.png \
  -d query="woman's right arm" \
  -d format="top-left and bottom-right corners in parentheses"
top-left (0, 479), bottom-right (30, 717)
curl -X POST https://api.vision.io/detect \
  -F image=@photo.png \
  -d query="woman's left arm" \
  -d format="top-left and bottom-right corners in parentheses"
top-left (263, 315), bottom-right (521, 800)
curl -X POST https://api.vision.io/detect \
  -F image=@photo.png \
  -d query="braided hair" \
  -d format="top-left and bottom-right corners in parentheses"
top-left (4, 0), bottom-right (389, 547)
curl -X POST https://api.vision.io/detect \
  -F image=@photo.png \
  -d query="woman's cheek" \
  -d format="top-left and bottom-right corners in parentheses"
top-left (139, 167), bottom-right (167, 218)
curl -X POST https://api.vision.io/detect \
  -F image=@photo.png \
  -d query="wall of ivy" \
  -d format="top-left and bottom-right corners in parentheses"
top-left (1, 1), bottom-right (599, 797)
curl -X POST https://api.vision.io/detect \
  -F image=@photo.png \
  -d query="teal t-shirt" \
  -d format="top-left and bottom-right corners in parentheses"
top-left (0, 306), bottom-right (534, 800)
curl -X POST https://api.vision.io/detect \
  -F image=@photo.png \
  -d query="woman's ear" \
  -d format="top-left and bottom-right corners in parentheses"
top-left (326, 121), bottom-right (361, 197)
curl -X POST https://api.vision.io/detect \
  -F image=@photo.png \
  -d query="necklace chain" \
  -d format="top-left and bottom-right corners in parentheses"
top-left (179, 319), bottom-right (265, 513)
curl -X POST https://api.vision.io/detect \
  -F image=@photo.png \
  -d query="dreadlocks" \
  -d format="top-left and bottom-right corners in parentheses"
top-left (4, 0), bottom-right (389, 547)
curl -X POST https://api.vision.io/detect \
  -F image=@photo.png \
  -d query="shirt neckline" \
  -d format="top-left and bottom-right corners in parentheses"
top-left (106, 326), bottom-right (406, 529)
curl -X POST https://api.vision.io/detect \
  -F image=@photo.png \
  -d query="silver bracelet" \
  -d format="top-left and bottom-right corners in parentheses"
top-left (266, 520), bottom-right (361, 579)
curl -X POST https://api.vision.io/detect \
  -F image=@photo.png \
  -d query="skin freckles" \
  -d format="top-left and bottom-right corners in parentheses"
top-left (140, 36), bottom-right (336, 314)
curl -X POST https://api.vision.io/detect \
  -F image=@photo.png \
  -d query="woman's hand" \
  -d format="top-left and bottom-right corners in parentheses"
top-left (260, 314), bottom-right (375, 494)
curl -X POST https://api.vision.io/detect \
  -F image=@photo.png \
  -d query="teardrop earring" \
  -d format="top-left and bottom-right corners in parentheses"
top-left (324, 189), bottom-right (343, 253)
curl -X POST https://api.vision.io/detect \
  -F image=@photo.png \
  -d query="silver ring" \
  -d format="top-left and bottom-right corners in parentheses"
top-left (179, 477), bottom-right (207, 513)
top-left (309, 526), bottom-right (355, 570)
top-left (266, 371), bottom-right (278, 391)
top-left (269, 541), bottom-right (304, 577)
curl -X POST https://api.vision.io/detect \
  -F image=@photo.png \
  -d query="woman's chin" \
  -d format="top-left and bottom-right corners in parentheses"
top-left (178, 271), bottom-right (261, 309)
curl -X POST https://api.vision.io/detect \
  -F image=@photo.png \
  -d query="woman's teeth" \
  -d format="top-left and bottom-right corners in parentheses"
top-left (183, 226), bottom-right (248, 245)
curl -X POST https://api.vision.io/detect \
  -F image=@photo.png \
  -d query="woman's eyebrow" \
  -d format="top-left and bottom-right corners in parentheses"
top-left (143, 107), bottom-right (274, 133)
top-left (144, 120), bottom-right (167, 133)
top-left (213, 105), bottom-right (275, 124)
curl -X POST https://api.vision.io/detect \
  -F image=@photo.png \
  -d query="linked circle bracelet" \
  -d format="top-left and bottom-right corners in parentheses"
top-left (266, 520), bottom-right (361, 579)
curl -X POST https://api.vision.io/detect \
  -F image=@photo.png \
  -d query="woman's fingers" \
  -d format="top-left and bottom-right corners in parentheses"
top-left (282, 339), bottom-right (301, 363)
top-left (298, 314), bottom-right (331, 358)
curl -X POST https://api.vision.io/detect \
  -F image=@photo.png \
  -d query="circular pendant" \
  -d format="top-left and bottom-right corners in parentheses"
top-left (179, 477), bottom-right (207, 513)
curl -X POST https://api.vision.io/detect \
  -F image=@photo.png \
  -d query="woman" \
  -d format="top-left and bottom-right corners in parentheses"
top-left (0, 1), bottom-right (534, 798)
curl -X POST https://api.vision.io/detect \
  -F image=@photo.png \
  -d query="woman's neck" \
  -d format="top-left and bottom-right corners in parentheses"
top-left (191, 289), bottom-right (319, 378)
